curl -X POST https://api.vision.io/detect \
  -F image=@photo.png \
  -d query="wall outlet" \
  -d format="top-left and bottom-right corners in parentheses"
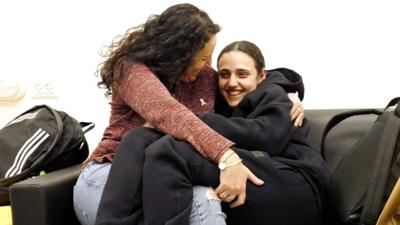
top-left (32, 82), bottom-right (58, 99)
top-left (0, 80), bottom-right (26, 101)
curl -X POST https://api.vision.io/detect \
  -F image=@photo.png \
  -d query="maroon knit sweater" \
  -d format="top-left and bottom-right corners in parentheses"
top-left (86, 62), bottom-right (234, 165)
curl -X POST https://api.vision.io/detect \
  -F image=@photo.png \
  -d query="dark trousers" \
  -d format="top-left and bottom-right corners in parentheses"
top-left (96, 128), bottom-right (319, 225)
top-left (95, 127), bottom-right (164, 225)
top-left (143, 135), bottom-right (319, 225)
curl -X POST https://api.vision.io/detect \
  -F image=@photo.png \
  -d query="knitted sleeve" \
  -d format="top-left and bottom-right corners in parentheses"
top-left (118, 64), bottom-right (234, 162)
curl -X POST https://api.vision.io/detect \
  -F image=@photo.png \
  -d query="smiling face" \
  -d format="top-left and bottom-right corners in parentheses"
top-left (179, 35), bottom-right (217, 83)
top-left (217, 51), bottom-right (266, 108)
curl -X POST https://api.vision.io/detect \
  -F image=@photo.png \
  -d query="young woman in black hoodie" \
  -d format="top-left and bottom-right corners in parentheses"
top-left (95, 41), bottom-right (324, 225)
top-left (136, 41), bottom-right (330, 225)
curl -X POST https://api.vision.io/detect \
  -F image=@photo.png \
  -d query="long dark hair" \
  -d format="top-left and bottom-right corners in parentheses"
top-left (97, 3), bottom-right (220, 96)
top-left (217, 40), bottom-right (265, 74)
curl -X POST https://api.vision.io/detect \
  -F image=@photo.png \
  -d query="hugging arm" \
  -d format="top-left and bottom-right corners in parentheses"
top-left (202, 85), bottom-right (292, 156)
top-left (288, 92), bottom-right (304, 127)
top-left (118, 64), bottom-right (233, 162)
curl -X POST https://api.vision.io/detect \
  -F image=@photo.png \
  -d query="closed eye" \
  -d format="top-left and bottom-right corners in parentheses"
top-left (218, 70), bottom-right (230, 79)
top-left (237, 69), bottom-right (250, 78)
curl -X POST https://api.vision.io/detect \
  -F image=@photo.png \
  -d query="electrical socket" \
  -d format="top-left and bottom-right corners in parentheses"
top-left (32, 82), bottom-right (58, 99)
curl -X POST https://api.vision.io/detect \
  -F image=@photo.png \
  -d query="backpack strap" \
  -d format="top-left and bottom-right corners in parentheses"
top-left (361, 106), bottom-right (400, 224)
top-left (386, 97), bottom-right (400, 118)
top-left (385, 97), bottom-right (400, 109)
top-left (80, 122), bottom-right (95, 134)
top-left (320, 109), bottom-right (382, 159)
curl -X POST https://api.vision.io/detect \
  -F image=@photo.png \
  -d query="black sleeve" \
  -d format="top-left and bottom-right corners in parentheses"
top-left (202, 85), bottom-right (292, 156)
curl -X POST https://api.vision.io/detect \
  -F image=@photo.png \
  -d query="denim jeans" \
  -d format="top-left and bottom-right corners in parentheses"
top-left (73, 162), bottom-right (226, 225)
top-left (73, 162), bottom-right (111, 225)
top-left (190, 186), bottom-right (227, 225)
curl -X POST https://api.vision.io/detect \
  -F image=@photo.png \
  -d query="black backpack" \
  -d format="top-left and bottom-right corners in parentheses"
top-left (0, 105), bottom-right (94, 205)
top-left (321, 97), bottom-right (400, 225)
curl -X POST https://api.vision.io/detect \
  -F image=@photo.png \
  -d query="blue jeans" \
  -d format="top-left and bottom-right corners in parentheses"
top-left (73, 162), bottom-right (110, 225)
top-left (190, 186), bottom-right (227, 225)
top-left (73, 162), bottom-right (226, 225)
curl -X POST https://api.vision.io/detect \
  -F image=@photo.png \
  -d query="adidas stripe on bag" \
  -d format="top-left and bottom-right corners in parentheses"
top-left (0, 105), bottom-right (94, 205)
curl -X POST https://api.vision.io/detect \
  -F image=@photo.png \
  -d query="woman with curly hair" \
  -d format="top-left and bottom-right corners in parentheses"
top-left (73, 4), bottom-right (304, 225)
top-left (74, 4), bottom-right (260, 225)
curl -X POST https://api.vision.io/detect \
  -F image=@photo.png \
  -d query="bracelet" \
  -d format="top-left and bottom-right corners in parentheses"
top-left (218, 158), bottom-right (243, 171)
top-left (220, 150), bottom-right (236, 163)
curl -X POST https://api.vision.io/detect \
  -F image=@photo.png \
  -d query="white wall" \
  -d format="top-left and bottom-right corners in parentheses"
top-left (1, 0), bottom-right (399, 149)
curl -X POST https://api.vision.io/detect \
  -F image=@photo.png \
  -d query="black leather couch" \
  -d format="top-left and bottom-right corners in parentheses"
top-left (8, 109), bottom-right (379, 225)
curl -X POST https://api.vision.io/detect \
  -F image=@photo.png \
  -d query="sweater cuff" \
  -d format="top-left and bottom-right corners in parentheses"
top-left (212, 141), bottom-right (235, 163)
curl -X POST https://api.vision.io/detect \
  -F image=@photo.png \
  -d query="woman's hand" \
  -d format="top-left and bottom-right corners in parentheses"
top-left (215, 149), bottom-right (264, 208)
top-left (288, 92), bottom-right (304, 127)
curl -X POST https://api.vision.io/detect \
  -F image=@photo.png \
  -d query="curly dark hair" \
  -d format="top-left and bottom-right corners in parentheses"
top-left (97, 3), bottom-right (220, 96)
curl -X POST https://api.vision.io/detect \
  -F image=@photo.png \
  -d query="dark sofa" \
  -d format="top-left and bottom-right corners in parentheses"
top-left (8, 109), bottom-right (379, 225)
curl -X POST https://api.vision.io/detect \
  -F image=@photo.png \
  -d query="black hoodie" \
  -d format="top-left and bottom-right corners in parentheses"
top-left (202, 68), bottom-right (329, 208)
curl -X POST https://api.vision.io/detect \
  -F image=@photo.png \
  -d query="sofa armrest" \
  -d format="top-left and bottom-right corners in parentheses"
top-left (9, 165), bottom-right (81, 225)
